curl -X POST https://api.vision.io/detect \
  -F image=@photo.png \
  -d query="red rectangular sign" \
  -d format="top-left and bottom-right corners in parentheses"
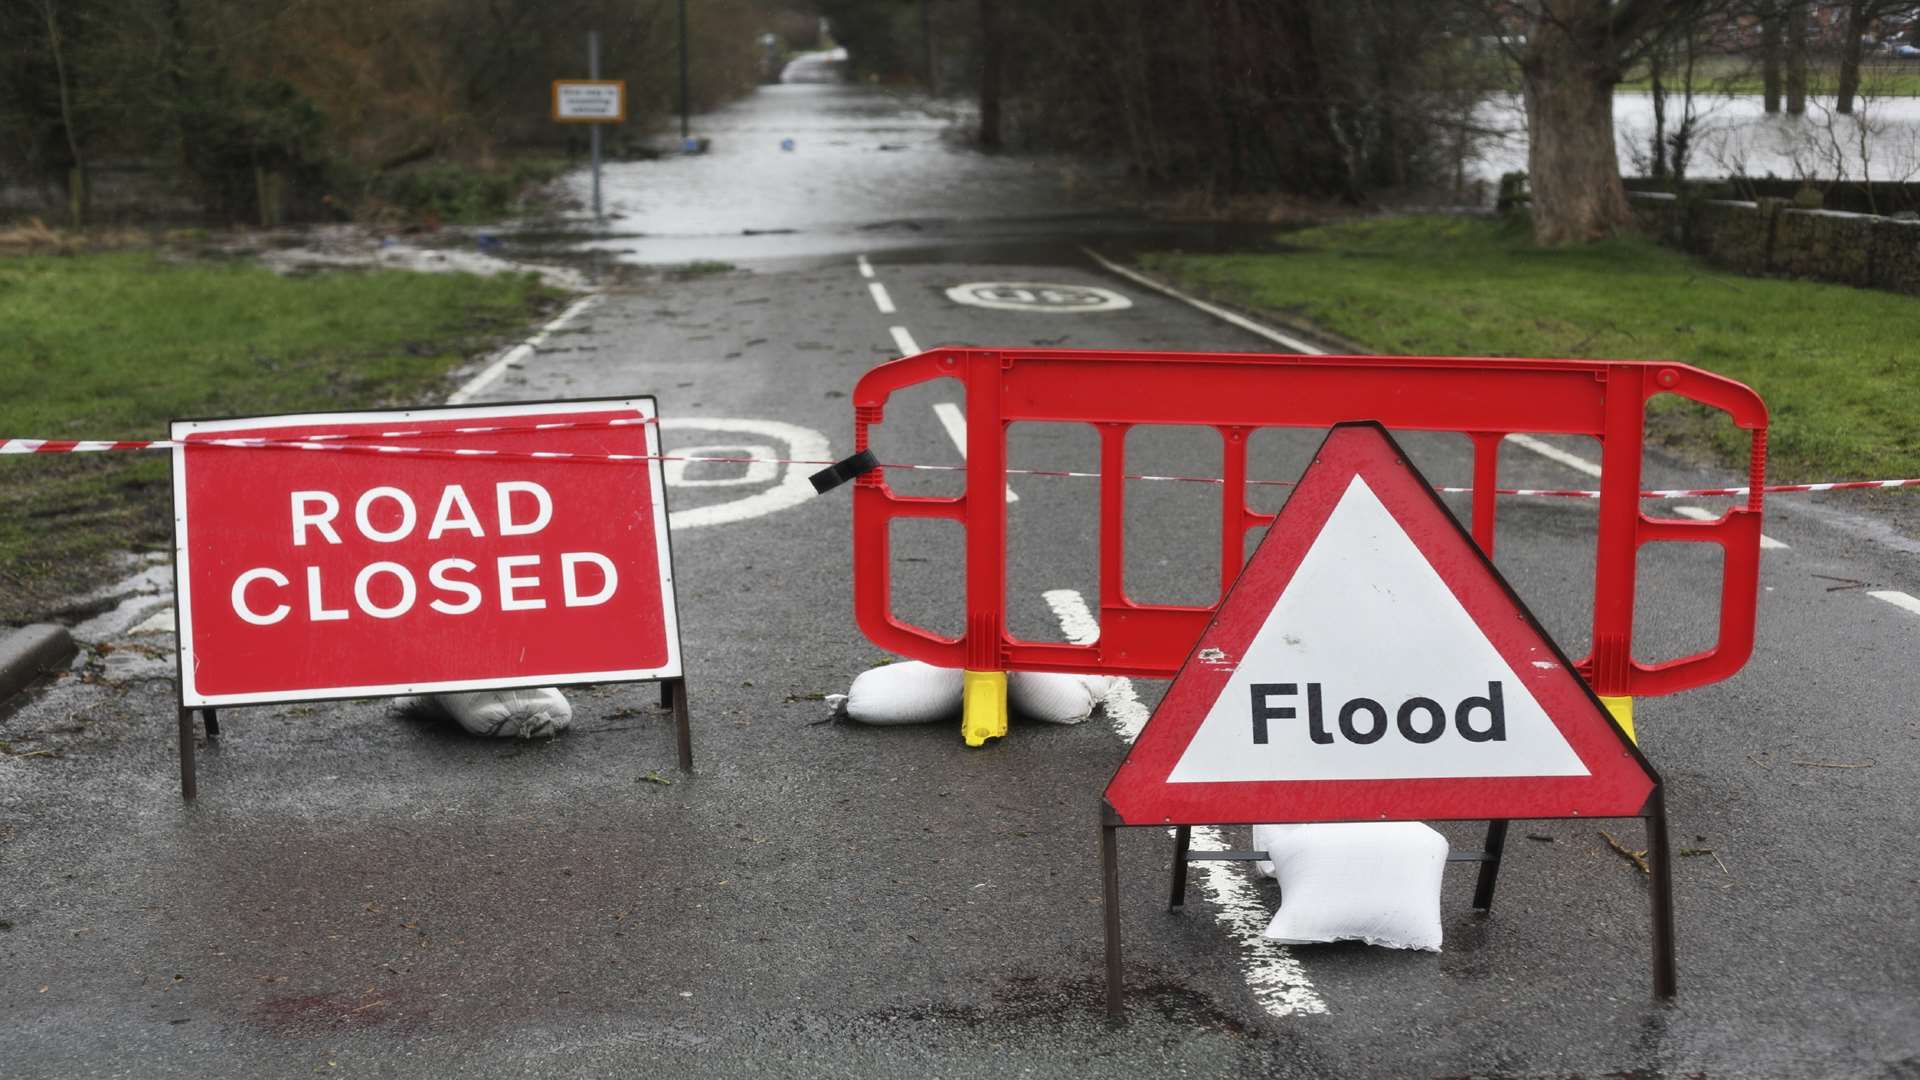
top-left (170, 399), bottom-right (681, 706)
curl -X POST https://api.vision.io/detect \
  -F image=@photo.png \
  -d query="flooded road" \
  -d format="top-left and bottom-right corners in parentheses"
top-left (557, 53), bottom-right (1124, 266)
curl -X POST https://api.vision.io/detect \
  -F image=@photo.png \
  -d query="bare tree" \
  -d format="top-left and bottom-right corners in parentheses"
top-left (1785, 0), bottom-right (1809, 115)
top-left (1837, 1), bottom-right (1920, 114)
top-left (1495, 0), bottom-right (1721, 245)
top-left (1758, 0), bottom-right (1784, 112)
top-left (37, 0), bottom-right (88, 225)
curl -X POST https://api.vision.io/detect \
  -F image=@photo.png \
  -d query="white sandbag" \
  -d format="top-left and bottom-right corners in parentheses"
top-left (429, 687), bottom-right (573, 739)
top-left (844, 661), bottom-right (964, 725)
top-left (1009, 671), bottom-right (1113, 725)
top-left (1252, 822), bottom-right (1448, 951)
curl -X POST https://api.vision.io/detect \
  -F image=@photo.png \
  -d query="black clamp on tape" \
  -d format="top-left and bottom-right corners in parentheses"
top-left (809, 449), bottom-right (880, 495)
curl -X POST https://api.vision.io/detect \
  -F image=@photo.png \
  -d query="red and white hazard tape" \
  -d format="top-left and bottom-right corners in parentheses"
top-left (4, 434), bottom-right (1916, 500)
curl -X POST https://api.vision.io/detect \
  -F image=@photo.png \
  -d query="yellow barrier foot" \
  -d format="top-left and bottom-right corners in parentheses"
top-left (1600, 695), bottom-right (1635, 744)
top-left (962, 670), bottom-right (1009, 747)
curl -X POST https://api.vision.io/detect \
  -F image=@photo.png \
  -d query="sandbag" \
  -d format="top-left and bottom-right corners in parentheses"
top-left (1252, 822), bottom-right (1448, 951)
top-left (1009, 671), bottom-right (1112, 725)
top-left (844, 661), bottom-right (963, 725)
top-left (429, 687), bottom-right (573, 739)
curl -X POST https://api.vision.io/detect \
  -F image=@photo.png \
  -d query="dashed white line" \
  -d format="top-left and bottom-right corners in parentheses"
top-left (932, 402), bottom-right (1018, 503)
top-left (857, 254), bottom-right (875, 279)
top-left (1669, 505), bottom-right (1788, 550)
top-left (1868, 589), bottom-right (1920, 616)
top-left (1504, 433), bottom-right (1603, 479)
top-left (869, 282), bottom-right (896, 314)
top-left (889, 326), bottom-right (921, 356)
top-left (1041, 587), bottom-right (1327, 1018)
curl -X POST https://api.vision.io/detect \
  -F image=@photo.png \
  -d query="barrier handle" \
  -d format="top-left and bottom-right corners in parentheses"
top-left (1626, 509), bottom-right (1763, 696)
top-left (851, 353), bottom-right (971, 668)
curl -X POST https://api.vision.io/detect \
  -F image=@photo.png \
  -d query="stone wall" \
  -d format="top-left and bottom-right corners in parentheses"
top-left (1630, 191), bottom-right (1920, 295)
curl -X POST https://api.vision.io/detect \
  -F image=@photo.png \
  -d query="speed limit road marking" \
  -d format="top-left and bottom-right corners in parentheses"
top-left (944, 281), bottom-right (1133, 313)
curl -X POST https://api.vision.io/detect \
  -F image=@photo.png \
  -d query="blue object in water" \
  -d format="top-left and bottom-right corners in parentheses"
top-left (780, 138), bottom-right (796, 152)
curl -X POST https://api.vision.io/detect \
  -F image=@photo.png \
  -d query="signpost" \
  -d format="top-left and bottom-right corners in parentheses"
top-left (1100, 422), bottom-right (1670, 1016)
top-left (169, 398), bottom-right (687, 798)
top-left (552, 31), bottom-right (625, 219)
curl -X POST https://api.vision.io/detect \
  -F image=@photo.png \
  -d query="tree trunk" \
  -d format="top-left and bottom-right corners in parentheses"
top-left (1786, 0), bottom-right (1808, 115)
top-left (41, 0), bottom-right (87, 227)
top-left (976, 0), bottom-right (1002, 149)
top-left (1762, 8), bottom-right (1783, 113)
top-left (1521, 32), bottom-right (1632, 244)
top-left (1650, 45), bottom-right (1669, 181)
top-left (1837, 0), bottom-right (1867, 114)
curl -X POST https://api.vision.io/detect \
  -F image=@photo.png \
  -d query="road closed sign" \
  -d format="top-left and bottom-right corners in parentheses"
top-left (1106, 422), bottom-right (1656, 827)
top-left (170, 399), bottom-right (681, 706)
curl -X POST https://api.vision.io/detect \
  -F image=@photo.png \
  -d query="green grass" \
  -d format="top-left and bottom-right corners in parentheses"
top-left (1616, 55), bottom-right (1920, 96)
top-left (0, 251), bottom-right (558, 622)
top-left (1141, 215), bottom-right (1920, 484)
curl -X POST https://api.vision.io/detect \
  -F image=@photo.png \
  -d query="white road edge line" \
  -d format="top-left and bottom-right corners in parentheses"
top-left (869, 282), bottom-right (896, 314)
top-left (931, 402), bottom-right (1018, 503)
top-left (1868, 589), bottom-right (1920, 616)
top-left (1670, 505), bottom-right (1788, 550)
top-left (1082, 246), bottom-right (1324, 355)
top-left (1041, 588), bottom-right (1329, 1019)
top-left (447, 293), bottom-right (601, 406)
top-left (1078, 249), bottom-right (1664, 490)
top-left (890, 326), bottom-right (921, 356)
top-left (857, 254), bottom-right (875, 279)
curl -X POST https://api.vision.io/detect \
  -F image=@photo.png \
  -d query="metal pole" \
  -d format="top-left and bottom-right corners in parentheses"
top-left (678, 0), bottom-right (690, 141)
top-left (1167, 825), bottom-right (1191, 910)
top-left (177, 707), bottom-right (197, 801)
top-left (588, 30), bottom-right (602, 220)
top-left (1647, 788), bottom-right (1678, 999)
top-left (1102, 822), bottom-right (1124, 1021)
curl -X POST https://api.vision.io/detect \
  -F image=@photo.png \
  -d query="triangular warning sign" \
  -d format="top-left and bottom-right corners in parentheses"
top-left (1105, 422), bottom-right (1658, 826)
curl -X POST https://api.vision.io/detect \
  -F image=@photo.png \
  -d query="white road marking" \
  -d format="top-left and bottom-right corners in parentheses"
top-left (657, 417), bottom-right (831, 529)
top-left (869, 282), bottom-right (896, 314)
top-left (1504, 433), bottom-right (1602, 478)
top-left (931, 402), bottom-right (1018, 503)
top-left (857, 254), bottom-right (875, 279)
top-left (1869, 589), bottom-right (1920, 616)
top-left (1669, 505), bottom-right (1788, 549)
top-left (1082, 247), bottom-right (1322, 353)
top-left (663, 444), bottom-right (778, 488)
top-left (1041, 587), bottom-right (1328, 1018)
top-left (1081, 251), bottom-right (1685, 490)
top-left (944, 281), bottom-right (1132, 313)
top-left (447, 294), bottom-right (601, 405)
top-left (889, 326), bottom-right (921, 356)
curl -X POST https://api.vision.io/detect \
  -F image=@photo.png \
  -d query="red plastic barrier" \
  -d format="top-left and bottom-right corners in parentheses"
top-left (851, 349), bottom-right (1767, 701)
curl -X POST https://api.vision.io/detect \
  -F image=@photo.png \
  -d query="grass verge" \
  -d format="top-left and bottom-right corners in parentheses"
top-left (1616, 56), bottom-right (1920, 96)
top-left (1140, 214), bottom-right (1920, 485)
top-left (0, 250), bottom-right (559, 624)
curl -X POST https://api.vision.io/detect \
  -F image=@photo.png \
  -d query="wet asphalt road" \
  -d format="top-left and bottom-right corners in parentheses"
top-left (4, 75), bottom-right (1920, 1079)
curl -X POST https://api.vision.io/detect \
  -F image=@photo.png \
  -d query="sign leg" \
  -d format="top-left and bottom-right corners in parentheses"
top-left (203, 707), bottom-right (220, 741)
top-left (1471, 819), bottom-right (1510, 910)
top-left (1167, 825), bottom-right (1192, 911)
top-left (1647, 789), bottom-right (1677, 999)
top-left (177, 707), bottom-right (197, 802)
top-left (1103, 822), bottom-right (1125, 1022)
top-left (667, 679), bottom-right (693, 773)
top-left (660, 680), bottom-right (674, 709)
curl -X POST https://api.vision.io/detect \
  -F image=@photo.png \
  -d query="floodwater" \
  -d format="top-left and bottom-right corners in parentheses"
top-left (558, 50), bottom-right (1128, 266)
top-left (1472, 90), bottom-right (1920, 186)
